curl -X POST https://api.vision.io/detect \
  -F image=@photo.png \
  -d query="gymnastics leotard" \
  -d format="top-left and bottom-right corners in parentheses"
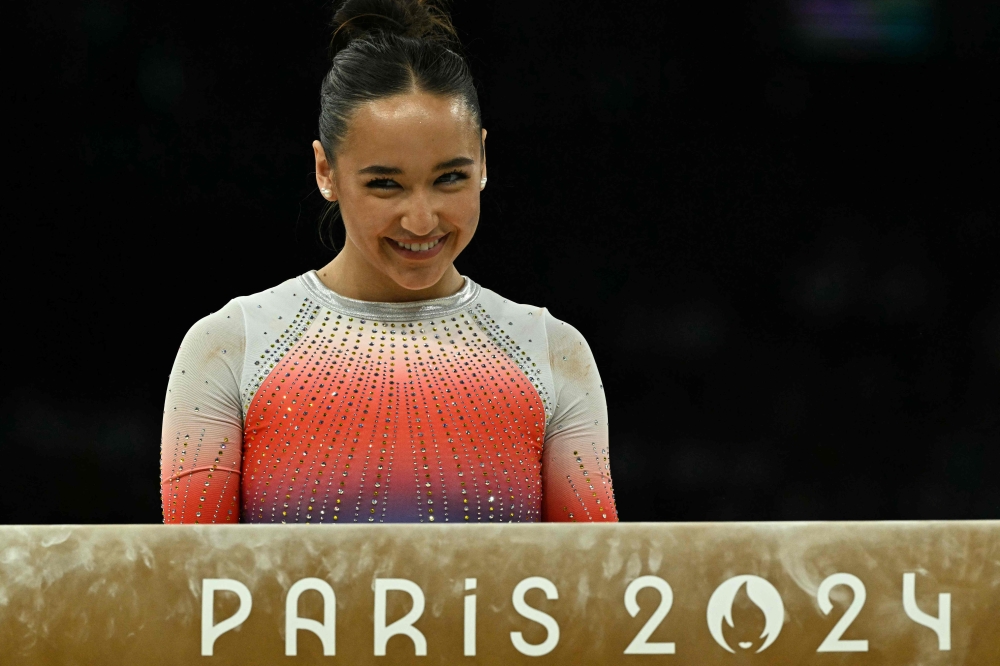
top-left (160, 271), bottom-right (617, 523)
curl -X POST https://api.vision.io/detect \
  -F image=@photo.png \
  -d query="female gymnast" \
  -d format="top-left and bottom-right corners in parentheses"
top-left (160, 0), bottom-right (617, 524)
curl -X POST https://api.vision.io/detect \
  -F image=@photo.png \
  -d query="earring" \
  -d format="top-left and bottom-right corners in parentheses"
top-left (320, 188), bottom-right (332, 197)
top-left (480, 177), bottom-right (487, 190)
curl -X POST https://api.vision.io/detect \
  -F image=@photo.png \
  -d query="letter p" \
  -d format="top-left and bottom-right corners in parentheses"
top-left (201, 579), bottom-right (252, 656)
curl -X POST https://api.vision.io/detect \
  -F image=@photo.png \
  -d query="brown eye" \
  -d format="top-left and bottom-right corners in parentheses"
top-left (366, 178), bottom-right (400, 189)
top-left (437, 170), bottom-right (469, 185)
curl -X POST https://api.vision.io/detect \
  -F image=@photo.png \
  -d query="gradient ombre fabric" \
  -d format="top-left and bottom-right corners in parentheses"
top-left (160, 272), bottom-right (616, 523)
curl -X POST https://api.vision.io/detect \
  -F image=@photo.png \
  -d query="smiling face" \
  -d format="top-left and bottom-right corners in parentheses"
top-left (313, 90), bottom-right (486, 301)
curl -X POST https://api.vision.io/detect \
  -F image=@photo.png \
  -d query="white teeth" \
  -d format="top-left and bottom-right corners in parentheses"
top-left (395, 238), bottom-right (441, 251)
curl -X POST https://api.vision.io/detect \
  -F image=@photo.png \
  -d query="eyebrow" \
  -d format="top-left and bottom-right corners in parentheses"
top-left (433, 156), bottom-right (475, 170)
top-left (357, 156), bottom-right (475, 176)
top-left (357, 164), bottom-right (403, 176)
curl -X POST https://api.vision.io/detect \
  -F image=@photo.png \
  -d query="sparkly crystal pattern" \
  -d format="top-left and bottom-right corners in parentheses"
top-left (242, 296), bottom-right (319, 414)
top-left (161, 272), bottom-right (617, 524)
top-left (470, 303), bottom-right (554, 425)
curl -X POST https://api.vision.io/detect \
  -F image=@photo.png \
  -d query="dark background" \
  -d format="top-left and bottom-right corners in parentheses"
top-left (3, 1), bottom-right (998, 523)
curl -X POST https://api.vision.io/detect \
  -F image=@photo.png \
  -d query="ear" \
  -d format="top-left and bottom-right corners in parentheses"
top-left (313, 140), bottom-right (338, 201)
top-left (480, 128), bottom-right (487, 182)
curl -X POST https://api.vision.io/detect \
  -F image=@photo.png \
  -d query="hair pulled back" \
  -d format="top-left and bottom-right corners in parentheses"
top-left (318, 0), bottom-right (481, 163)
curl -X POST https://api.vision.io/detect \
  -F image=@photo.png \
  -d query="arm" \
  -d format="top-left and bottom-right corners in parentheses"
top-left (540, 311), bottom-right (618, 522)
top-left (160, 300), bottom-right (246, 523)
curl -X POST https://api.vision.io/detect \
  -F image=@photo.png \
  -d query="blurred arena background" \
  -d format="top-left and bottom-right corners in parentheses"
top-left (2, 1), bottom-right (998, 523)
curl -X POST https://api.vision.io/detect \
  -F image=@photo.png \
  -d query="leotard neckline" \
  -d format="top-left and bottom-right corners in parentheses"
top-left (299, 270), bottom-right (481, 321)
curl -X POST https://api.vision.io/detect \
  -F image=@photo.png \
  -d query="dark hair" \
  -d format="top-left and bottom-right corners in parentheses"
top-left (317, 0), bottom-right (481, 248)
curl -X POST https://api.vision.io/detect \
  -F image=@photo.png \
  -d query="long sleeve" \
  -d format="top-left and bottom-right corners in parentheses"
top-left (540, 311), bottom-right (618, 522)
top-left (159, 272), bottom-right (615, 524)
top-left (160, 300), bottom-right (246, 523)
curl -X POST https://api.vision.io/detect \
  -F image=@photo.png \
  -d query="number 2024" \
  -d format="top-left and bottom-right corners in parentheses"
top-left (624, 572), bottom-right (951, 655)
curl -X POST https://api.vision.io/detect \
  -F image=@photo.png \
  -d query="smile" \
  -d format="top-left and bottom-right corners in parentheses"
top-left (395, 237), bottom-right (442, 252)
top-left (387, 233), bottom-right (449, 260)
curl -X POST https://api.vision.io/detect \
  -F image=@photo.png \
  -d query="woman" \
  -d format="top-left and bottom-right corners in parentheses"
top-left (160, 0), bottom-right (617, 524)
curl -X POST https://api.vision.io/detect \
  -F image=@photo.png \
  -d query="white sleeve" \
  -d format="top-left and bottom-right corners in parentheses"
top-left (160, 300), bottom-right (246, 523)
top-left (540, 310), bottom-right (618, 521)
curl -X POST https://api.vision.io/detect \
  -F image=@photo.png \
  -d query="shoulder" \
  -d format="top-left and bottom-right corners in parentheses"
top-left (472, 282), bottom-right (601, 400)
top-left (472, 282), bottom-right (596, 362)
top-left (473, 283), bottom-right (548, 325)
top-left (183, 274), bottom-right (307, 337)
top-left (541, 309), bottom-right (600, 385)
top-left (541, 309), bottom-right (591, 352)
top-left (181, 298), bottom-right (245, 348)
top-left (230, 273), bottom-right (312, 314)
top-left (229, 272), bottom-right (318, 358)
top-left (176, 272), bottom-right (313, 365)
top-left (167, 299), bottom-right (245, 408)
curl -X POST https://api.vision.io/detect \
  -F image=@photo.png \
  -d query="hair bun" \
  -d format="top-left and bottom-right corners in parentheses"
top-left (331, 0), bottom-right (459, 55)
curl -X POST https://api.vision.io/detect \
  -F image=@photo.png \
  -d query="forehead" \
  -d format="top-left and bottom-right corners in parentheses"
top-left (339, 91), bottom-right (479, 167)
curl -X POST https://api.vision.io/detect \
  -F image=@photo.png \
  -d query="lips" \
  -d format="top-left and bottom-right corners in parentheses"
top-left (386, 233), bottom-right (449, 260)
top-left (395, 237), bottom-right (443, 252)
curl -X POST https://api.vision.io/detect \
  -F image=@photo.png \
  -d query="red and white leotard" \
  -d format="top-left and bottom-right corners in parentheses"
top-left (160, 271), bottom-right (617, 523)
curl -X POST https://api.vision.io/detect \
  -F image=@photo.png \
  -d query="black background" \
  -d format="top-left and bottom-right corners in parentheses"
top-left (3, 1), bottom-right (998, 523)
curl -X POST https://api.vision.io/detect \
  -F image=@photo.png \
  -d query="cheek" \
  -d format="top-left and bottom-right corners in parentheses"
top-left (338, 191), bottom-right (393, 245)
top-left (443, 191), bottom-right (481, 229)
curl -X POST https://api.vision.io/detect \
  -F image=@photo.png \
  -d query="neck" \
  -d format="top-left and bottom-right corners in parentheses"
top-left (316, 238), bottom-right (464, 302)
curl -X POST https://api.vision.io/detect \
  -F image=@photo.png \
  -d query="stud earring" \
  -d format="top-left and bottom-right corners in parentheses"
top-left (480, 177), bottom-right (487, 190)
top-left (320, 188), bottom-right (332, 197)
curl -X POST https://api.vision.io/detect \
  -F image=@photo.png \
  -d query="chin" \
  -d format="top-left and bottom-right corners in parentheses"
top-left (388, 266), bottom-right (448, 292)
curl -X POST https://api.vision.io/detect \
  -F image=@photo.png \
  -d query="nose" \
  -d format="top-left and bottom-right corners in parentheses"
top-left (399, 189), bottom-right (438, 237)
